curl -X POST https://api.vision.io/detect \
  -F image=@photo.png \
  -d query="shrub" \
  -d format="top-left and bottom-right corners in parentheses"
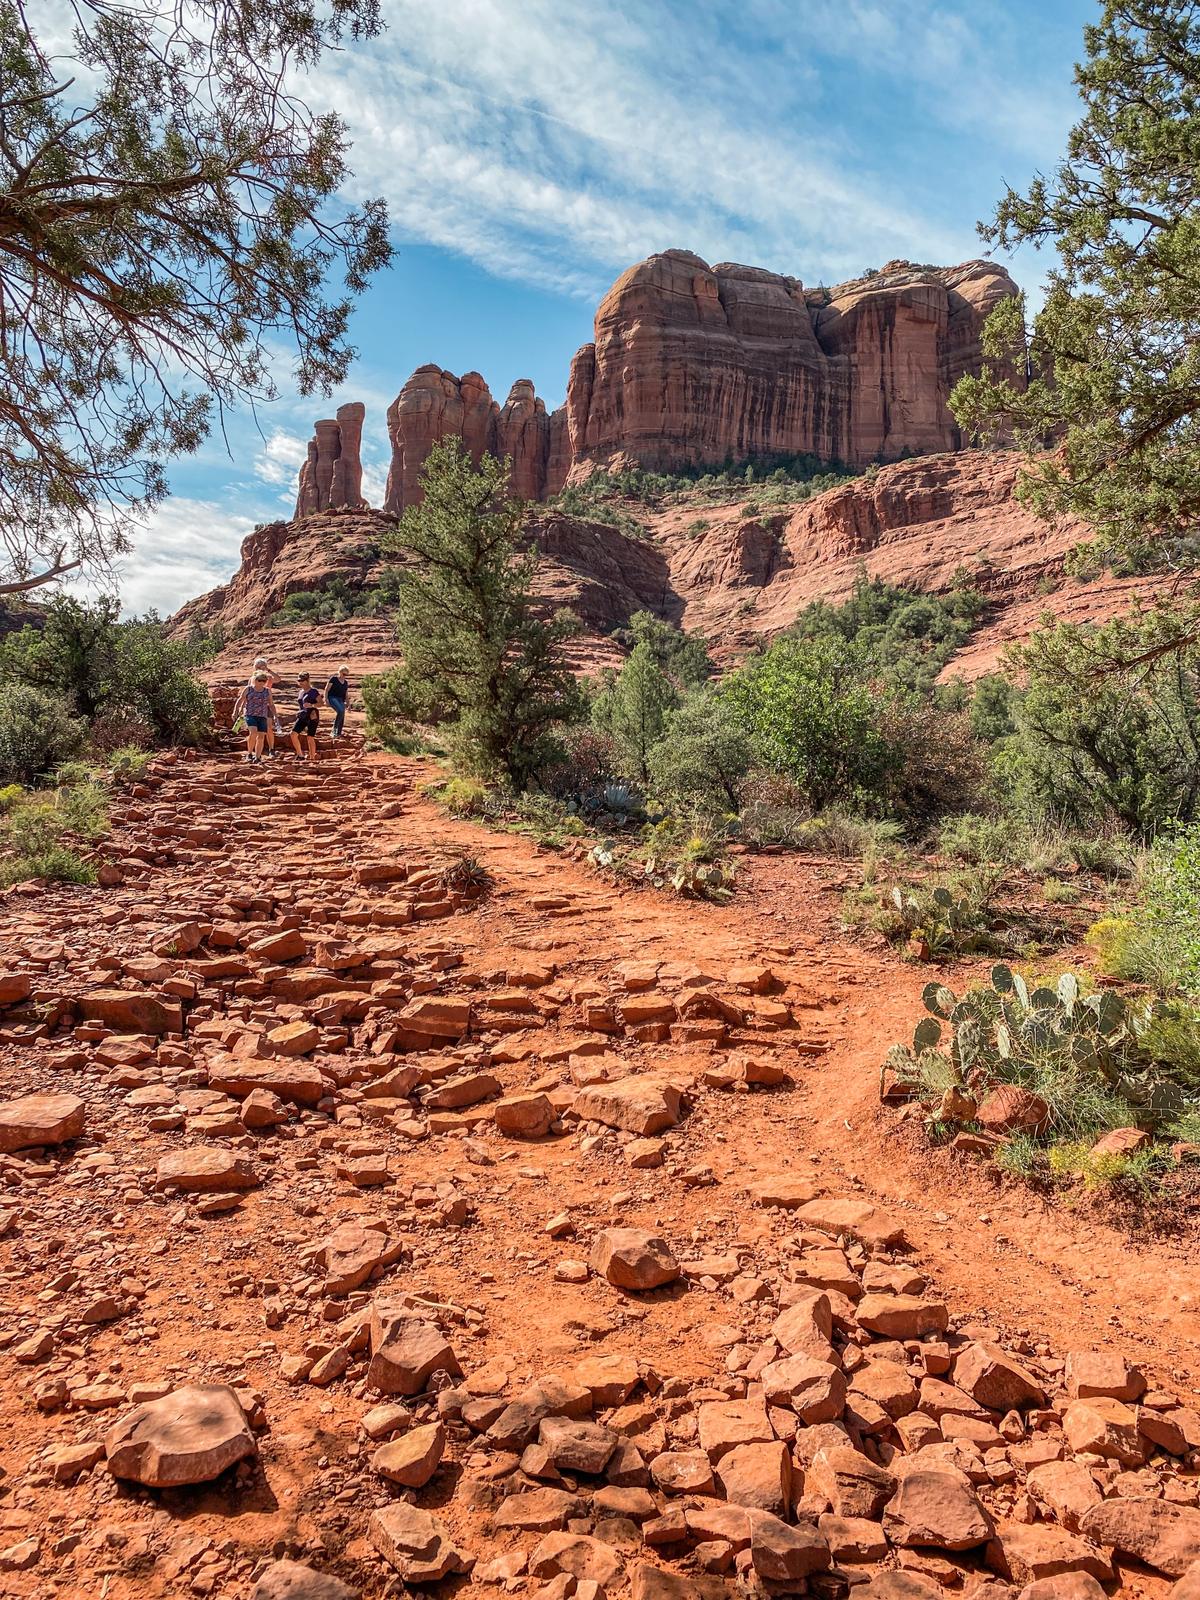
top-left (0, 846), bottom-right (95, 889)
top-left (1004, 601), bottom-right (1200, 835)
top-left (0, 595), bottom-right (211, 747)
top-left (886, 965), bottom-right (1200, 1148)
top-left (1087, 824), bottom-right (1200, 997)
top-left (723, 636), bottom-right (896, 812)
top-left (360, 668), bottom-right (419, 750)
top-left (0, 685), bottom-right (86, 783)
top-left (646, 689), bottom-right (755, 812)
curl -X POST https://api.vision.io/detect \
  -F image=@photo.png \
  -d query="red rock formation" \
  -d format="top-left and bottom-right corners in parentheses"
top-left (571, 253), bottom-right (1019, 475)
top-left (379, 251), bottom-right (1020, 514)
top-left (295, 402), bottom-right (367, 516)
top-left (382, 368), bottom-right (560, 515)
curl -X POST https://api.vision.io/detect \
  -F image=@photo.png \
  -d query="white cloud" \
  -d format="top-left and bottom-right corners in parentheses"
top-left (254, 429), bottom-right (308, 488)
top-left (302, 0), bottom-right (977, 295)
top-left (68, 499), bottom-right (258, 618)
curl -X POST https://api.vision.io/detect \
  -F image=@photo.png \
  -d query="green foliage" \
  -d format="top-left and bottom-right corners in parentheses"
top-left (360, 668), bottom-right (421, 751)
top-left (646, 688), bottom-right (755, 812)
top-left (378, 440), bottom-right (583, 790)
top-left (552, 456), bottom-right (856, 517)
top-left (889, 965), bottom-right (1200, 1149)
top-left (591, 643), bottom-right (679, 784)
top-left (271, 570), bottom-right (403, 626)
top-left (1004, 602), bottom-right (1200, 834)
top-left (614, 612), bottom-right (714, 689)
top-left (1, 0), bottom-right (390, 592)
top-left (0, 684), bottom-right (86, 783)
top-left (789, 571), bottom-right (989, 696)
top-left (875, 870), bottom-right (1007, 958)
top-left (970, 674), bottom-right (1020, 742)
top-left (723, 635), bottom-right (896, 812)
top-left (0, 846), bottom-right (95, 890)
top-left (1089, 823), bottom-right (1200, 997)
top-left (0, 595), bottom-right (211, 746)
top-left (950, 3), bottom-right (1200, 570)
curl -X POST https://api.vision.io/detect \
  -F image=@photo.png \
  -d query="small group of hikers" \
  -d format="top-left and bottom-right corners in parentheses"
top-left (231, 658), bottom-right (351, 765)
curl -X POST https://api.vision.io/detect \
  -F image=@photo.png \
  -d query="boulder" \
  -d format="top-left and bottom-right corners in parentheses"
top-left (590, 1227), bottom-right (680, 1291)
top-left (750, 1513), bottom-right (832, 1581)
top-left (716, 1439), bottom-right (793, 1515)
top-left (760, 1354), bottom-right (847, 1422)
top-left (494, 1092), bottom-right (554, 1139)
top-left (976, 1084), bottom-right (1049, 1133)
top-left (1062, 1397), bottom-right (1144, 1465)
top-left (79, 989), bottom-right (181, 1034)
top-left (0, 1092), bottom-right (85, 1154)
top-left (254, 1561), bottom-right (360, 1600)
top-left (368, 1502), bottom-right (467, 1583)
top-left (1064, 1351), bottom-right (1146, 1402)
top-left (367, 1304), bottom-right (460, 1396)
top-left (207, 1058), bottom-right (327, 1107)
top-left (809, 1446), bottom-right (896, 1519)
top-left (372, 1421), bottom-right (444, 1487)
top-left (572, 1074), bottom-right (684, 1136)
top-left (155, 1148), bottom-right (259, 1193)
top-left (1080, 1498), bottom-right (1200, 1578)
top-left (104, 1384), bottom-right (256, 1486)
top-left (528, 1531), bottom-right (624, 1589)
top-left (322, 1221), bottom-right (405, 1295)
top-left (953, 1342), bottom-right (1045, 1410)
top-left (856, 1294), bottom-right (948, 1339)
top-left (883, 1470), bottom-right (994, 1550)
top-left (987, 1520), bottom-right (1114, 1585)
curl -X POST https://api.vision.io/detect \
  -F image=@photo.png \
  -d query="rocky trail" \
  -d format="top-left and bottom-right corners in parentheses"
top-left (0, 744), bottom-right (1199, 1600)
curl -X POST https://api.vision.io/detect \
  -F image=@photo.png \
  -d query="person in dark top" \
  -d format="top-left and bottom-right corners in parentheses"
top-left (325, 665), bottom-right (350, 739)
top-left (289, 672), bottom-right (321, 761)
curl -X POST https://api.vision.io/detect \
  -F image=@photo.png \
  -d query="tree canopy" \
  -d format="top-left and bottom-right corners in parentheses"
top-left (950, 1), bottom-right (1200, 573)
top-left (0, 0), bottom-right (390, 593)
top-left (380, 439), bottom-right (581, 790)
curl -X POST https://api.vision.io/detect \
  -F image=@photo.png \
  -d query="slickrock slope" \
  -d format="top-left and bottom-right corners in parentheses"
top-left (379, 252), bottom-right (1019, 513)
top-left (176, 450), bottom-right (1166, 681)
top-left (0, 741), bottom-right (1198, 1597)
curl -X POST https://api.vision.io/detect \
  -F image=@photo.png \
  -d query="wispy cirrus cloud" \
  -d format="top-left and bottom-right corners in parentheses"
top-left (306, 0), bottom-right (992, 296)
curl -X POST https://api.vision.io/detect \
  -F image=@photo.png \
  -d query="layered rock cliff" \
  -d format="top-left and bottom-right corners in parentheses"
top-left (181, 448), bottom-right (1165, 691)
top-left (368, 250), bottom-right (1019, 515)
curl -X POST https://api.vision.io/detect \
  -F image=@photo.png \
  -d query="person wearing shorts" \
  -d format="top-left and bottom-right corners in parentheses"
top-left (325, 665), bottom-right (350, 739)
top-left (231, 672), bottom-right (276, 764)
top-left (252, 655), bottom-right (281, 754)
top-left (289, 673), bottom-right (321, 761)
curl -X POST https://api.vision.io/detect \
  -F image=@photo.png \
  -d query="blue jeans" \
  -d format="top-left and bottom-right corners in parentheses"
top-left (328, 696), bottom-right (346, 737)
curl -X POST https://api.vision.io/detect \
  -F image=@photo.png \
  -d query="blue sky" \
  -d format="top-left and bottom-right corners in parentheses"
top-left (116, 0), bottom-right (1098, 615)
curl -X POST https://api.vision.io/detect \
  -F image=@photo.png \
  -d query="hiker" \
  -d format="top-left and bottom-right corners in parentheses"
top-left (325, 665), bottom-right (350, 739)
top-left (232, 670), bottom-right (276, 764)
top-left (252, 655), bottom-right (281, 755)
top-left (289, 672), bottom-right (321, 760)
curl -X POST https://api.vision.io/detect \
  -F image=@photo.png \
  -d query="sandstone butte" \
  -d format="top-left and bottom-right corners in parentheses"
top-left (172, 245), bottom-right (1181, 680)
top-left (279, 248), bottom-right (1020, 526)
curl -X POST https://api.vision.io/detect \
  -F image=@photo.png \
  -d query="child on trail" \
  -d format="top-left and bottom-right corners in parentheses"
top-left (252, 655), bottom-right (281, 755)
top-left (325, 665), bottom-right (350, 739)
top-left (289, 673), bottom-right (321, 761)
top-left (232, 671), bottom-right (276, 764)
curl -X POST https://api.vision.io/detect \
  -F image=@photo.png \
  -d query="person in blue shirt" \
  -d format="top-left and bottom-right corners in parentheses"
top-left (288, 673), bottom-right (321, 761)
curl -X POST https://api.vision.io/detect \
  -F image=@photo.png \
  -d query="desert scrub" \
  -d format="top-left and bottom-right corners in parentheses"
top-left (1087, 824), bottom-right (1200, 997)
top-left (0, 845), bottom-right (96, 890)
top-left (885, 964), bottom-right (1200, 1202)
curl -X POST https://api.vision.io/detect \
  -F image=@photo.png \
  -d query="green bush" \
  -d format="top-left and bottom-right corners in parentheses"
top-left (789, 571), bottom-right (989, 697)
top-left (0, 595), bottom-right (210, 747)
top-left (1004, 601), bottom-right (1200, 835)
top-left (646, 688), bottom-right (754, 812)
top-left (885, 965), bottom-right (1200, 1190)
top-left (723, 636), bottom-right (896, 812)
top-left (0, 846), bottom-right (96, 889)
top-left (1088, 824), bottom-right (1200, 997)
top-left (0, 685), bottom-right (86, 783)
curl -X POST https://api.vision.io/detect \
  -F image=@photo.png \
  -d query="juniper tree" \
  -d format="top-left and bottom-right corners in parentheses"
top-left (951, 2), bottom-right (1200, 579)
top-left (592, 641), bottom-right (679, 784)
top-left (0, 0), bottom-right (391, 593)
top-left (381, 439), bottom-right (581, 790)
